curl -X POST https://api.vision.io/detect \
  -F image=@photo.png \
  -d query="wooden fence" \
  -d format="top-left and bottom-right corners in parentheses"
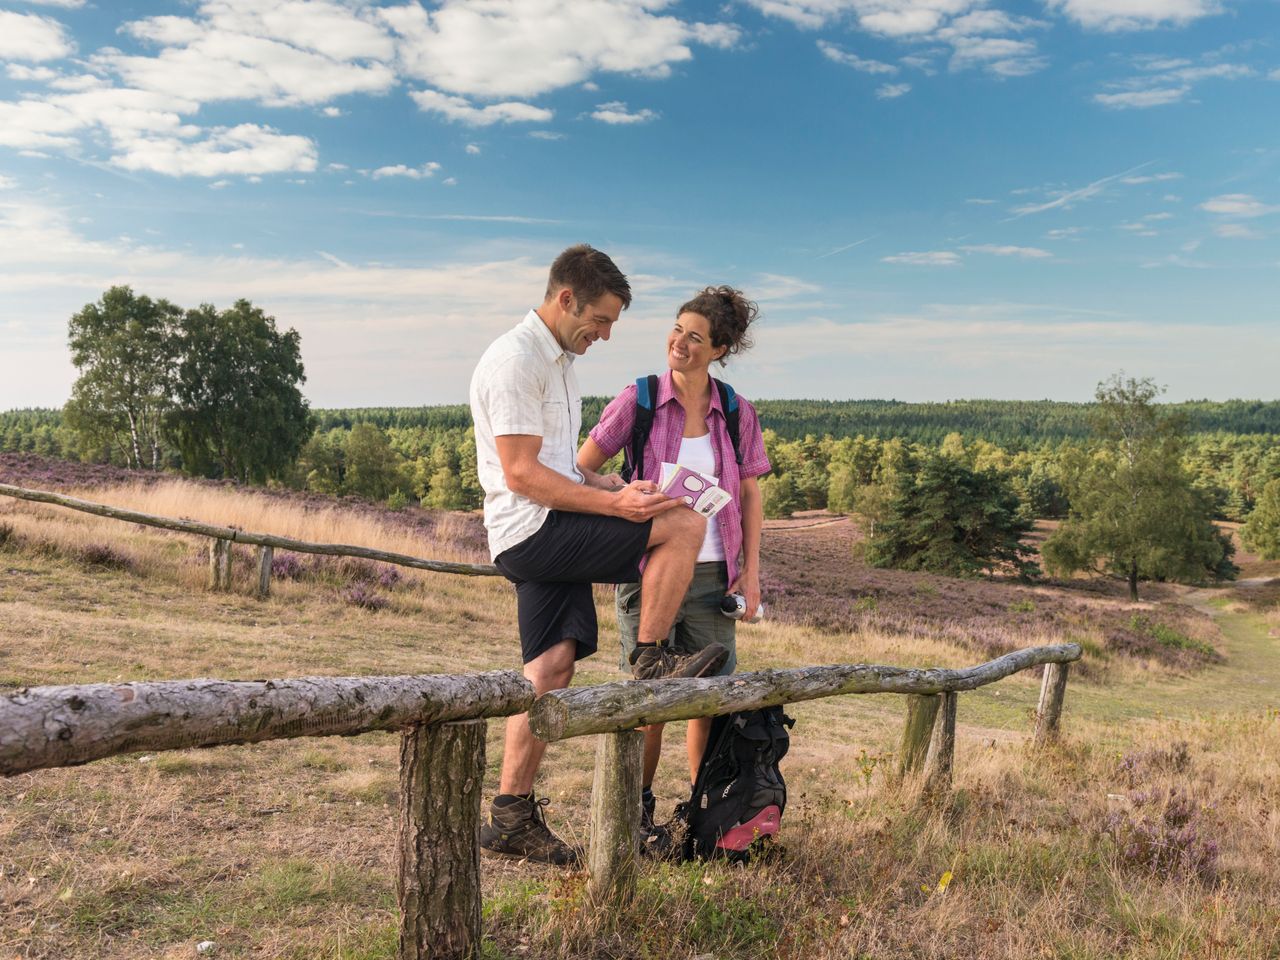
top-left (0, 482), bottom-right (500, 595)
top-left (1, 643), bottom-right (1080, 959)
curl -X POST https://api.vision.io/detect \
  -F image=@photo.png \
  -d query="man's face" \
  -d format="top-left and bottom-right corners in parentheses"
top-left (554, 290), bottom-right (623, 356)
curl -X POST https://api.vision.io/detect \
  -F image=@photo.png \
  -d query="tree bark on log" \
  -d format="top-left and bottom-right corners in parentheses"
top-left (898, 694), bottom-right (940, 779)
top-left (397, 720), bottom-right (485, 960)
top-left (921, 691), bottom-right (957, 796)
top-left (1034, 662), bottom-right (1070, 746)
top-left (1, 672), bottom-right (533, 777)
top-left (208, 538), bottom-right (231, 590)
top-left (587, 730), bottom-right (644, 909)
top-left (255, 544), bottom-right (273, 599)
top-left (0, 482), bottom-right (500, 578)
top-left (530, 644), bottom-right (1082, 742)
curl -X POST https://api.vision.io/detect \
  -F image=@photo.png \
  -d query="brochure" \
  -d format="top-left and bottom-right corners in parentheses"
top-left (657, 462), bottom-right (733, 519)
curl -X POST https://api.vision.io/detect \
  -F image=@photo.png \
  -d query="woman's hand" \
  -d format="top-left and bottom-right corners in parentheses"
top-left (727, 568), bottom-right (762, 621)
top-left (588, 471), bottom-right (626, 492)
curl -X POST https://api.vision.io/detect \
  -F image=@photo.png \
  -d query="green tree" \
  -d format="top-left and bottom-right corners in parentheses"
top-left (759, 472), bottom-right (802, 519)
top-left (343, 423), bottom-right (402, 501)
top-left (64, 286), bottom-right (180, 470)
top-left (1042, 375), bottom-right (1236, 600)
top-left (866, 454), bottom-right (1039, 579)
top-left (167, 300), bottom-right (311, 483)
top-left (1241, 478), bottom-right (1280, 560)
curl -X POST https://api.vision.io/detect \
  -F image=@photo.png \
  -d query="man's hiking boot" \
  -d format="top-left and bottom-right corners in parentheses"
top-left (479, 794), bottom-right (580, 866)
top-left (638, 787), bottom-right (677, 860)
top-left (629, 642), bottom-right (728, 681)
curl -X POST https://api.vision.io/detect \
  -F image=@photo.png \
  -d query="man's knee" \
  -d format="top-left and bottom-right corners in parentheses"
top-left (523, 642), bottom-right (576, 694)
top-left (651, 507), bottom-right (706, 549)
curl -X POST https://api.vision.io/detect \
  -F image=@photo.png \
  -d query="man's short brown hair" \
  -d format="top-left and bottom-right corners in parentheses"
top-left (546, 244), bottom-right (631, 312)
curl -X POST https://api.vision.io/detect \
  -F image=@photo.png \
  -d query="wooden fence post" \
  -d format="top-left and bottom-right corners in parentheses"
top-left (255, 545), bottom-right (273, 599)
top-left (587, 729), bottom-right (644, 909)
top-left (898, 694), bottom-right (941, 779)
top-left (397, 719), bottom-right (486, 960)
top-left (208, 538), bottom-right (231, 591)
top-left (1034, 662), bottom-right (1070, 746)
top-left (921, 691), bottom-right (957, 797)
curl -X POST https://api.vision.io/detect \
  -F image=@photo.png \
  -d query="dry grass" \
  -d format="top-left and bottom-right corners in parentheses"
top-left (2, 479), bottom-right (1279, 958)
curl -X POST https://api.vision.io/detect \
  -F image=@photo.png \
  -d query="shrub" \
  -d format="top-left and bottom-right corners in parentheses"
top-left (271, 551), bottom-right (306, 580)
top-left (377, 565), bottom-right (401, 589)
top-left (343, 582), bottom-right (388, 611)
top-left (79, 543), bottom-right (133, 570)
top-left (0, 522), bottom-right (15, 549)
top-left (1103, 789), bottom-right (1218, 882)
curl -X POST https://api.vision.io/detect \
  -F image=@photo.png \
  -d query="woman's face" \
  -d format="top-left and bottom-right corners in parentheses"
top-left (667, 311), bottom-right (726, 374)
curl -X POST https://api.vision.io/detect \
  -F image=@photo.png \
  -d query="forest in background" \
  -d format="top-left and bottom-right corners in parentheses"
top-left (3, 398), bottom-right (1279, 521)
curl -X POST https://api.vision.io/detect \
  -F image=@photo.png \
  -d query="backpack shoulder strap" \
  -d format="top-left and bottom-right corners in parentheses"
top-left (714, 378), bottom-right (744, 468)
top-left (624, 374), bottom-right (659, 482)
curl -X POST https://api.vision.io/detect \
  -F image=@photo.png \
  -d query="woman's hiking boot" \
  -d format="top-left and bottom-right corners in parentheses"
top-left (629, 642), bottom-right (728, 681)
top-left (479, 794), bottom-right (580, 866)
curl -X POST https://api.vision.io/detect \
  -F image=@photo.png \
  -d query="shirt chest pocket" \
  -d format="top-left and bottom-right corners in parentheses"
top-left (541, 398), bottom-right (569, 441)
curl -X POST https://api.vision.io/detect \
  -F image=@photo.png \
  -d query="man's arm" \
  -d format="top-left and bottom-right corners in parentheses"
top-left (497, 434), bottom-right (679, 523)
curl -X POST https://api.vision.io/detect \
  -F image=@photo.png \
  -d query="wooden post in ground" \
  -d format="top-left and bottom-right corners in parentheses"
top-left (255, 545), bottom-right (273, 599)
top-left (397, 719), bottom-right (486, 960)
top-left (898, 694), bottom-right (941, 779)
top-left (208, 538), bottom-right (231, 590)
top-left (587, 729), bottom-right (644, 909)
top-left (921, 691), bottom-right (957, 797)
top-left (1034, 663), bottom-right (1070, 746)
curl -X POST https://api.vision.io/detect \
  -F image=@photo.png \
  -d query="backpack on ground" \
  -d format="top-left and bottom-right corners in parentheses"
top-left (681, 706), bottom-right (794, 863)
top-left (621, 374), bottom-right (743, 483)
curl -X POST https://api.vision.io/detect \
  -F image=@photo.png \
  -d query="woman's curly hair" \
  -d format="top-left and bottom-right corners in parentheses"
top-left (677, 285), bottom-right (758, 366)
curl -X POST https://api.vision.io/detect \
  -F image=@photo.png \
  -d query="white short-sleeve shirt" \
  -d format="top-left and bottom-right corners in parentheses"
top-left (469, 310), bottom-right (583, 559)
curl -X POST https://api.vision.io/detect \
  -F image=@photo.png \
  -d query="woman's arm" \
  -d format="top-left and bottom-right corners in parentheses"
top-left (576, 437), bottom-right (624, 490)
top-left (730, 475), bottom-right (763, 616)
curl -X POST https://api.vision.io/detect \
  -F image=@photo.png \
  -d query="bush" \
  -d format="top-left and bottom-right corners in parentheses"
top-left (343, 582), bottom-right (388, 611)
top-left (271, 551), bottom-right (306, 580)
top-left (1103, 789), bottom-right (1218, 882)
top-left (0, 522), bottom-right (15, 549)
top-left (79, 543), bottom-right (132, 570)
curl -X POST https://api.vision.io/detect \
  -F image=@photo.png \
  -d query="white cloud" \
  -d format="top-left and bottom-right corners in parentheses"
top-left (529, 130), bottom-right (566, 141)
top-left (6, 64), bottom-right (60, 82)
top-left (948, 35), bottom-right (1046, 76)
top-left (209, 179), bottom-right (230, 189)
top-left (818, 40), bottom-right (898, 74)
top-left (1121, 172), bottom-right (1182, 184)
top-left (112, 124), bottom-right (318, 177)
top-left (1094, 86), bottom-right (1188, 108)
top-left (443, 177), bottom-right (458, 186)
top-left (882, 250), bottom-right (961, 265)
top-left (18, 0), bottom-right (85, 7)
top-left (322, 106), bottom-right (343, 118)
top-left (1199, 193), bottom-right (1280, 218)
top-left (960, 244), bottom-right (1052, 258)
top-left (383, 0), bottom-right (740, 99)
top-left (371, 162), bottom-right (442, 180)
top-left (590, 101), bottom-right (659, 125)
top-left (876, 82), bottom-right (912, 98)
top-left (465, 143), bottom-right (481, 155)
top-left (1045, 227), bottom-right (1085, 239)
top-left (1008, 163), bottom-right (1152, 218)
top-left (0, 11), bottom-right (75, 61)
top-left (1271, 68), bottom-right (1280, 81)
top-left (1213, 223), bottom-right (1263, 239)
top-left (0, 176), bottom-right (16, 190)
top-left (410, 89), bottom-right (552, 126)
top-left (1046, 0), bottom-right (1222, 32)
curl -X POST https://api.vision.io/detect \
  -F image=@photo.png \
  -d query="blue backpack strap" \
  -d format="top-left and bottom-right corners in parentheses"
top-left (714, 378), bottom-right (744, 467)
top-left (623, 374), bottom-right (659, 482)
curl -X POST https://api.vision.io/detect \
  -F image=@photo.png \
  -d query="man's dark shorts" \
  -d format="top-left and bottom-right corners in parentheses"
top-left (494, 510), bottom-right (652, 664)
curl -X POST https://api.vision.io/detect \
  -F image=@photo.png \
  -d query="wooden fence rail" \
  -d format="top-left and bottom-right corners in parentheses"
top-left (0, 483), bottom-right (501, 593)
top-left (1, 643), bottom-right (1079, 958)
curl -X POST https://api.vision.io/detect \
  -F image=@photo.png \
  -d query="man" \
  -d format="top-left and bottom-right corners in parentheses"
top-left (469, 244), bottom-right (727, 865)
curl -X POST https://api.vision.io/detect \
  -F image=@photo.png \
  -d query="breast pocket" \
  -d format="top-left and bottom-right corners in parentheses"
top-left (541, 399), bottom-right (569, 448)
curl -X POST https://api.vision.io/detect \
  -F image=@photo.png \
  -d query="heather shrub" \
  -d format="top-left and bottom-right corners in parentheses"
top-left (1102, 789), bottom-right (1218, 882)
top-left (0, 521), bottom-right (15, 549)
top-left (79, 543), bottom-right (133, 570)
top-left (377, 565), bottom-right (401, 589)
top-left (343, 582), bottom-right (388, 611)
top-left (271, 551), bottom-right (306, 580)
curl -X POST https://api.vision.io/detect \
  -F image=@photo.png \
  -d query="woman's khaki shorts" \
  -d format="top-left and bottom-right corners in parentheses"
top-left (615, 561), bottom-right (737, 676)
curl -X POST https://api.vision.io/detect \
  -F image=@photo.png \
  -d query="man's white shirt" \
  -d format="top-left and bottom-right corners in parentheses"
top-left (470, 310), bottom-right (584, 560)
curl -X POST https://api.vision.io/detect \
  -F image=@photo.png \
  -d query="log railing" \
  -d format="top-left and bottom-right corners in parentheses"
top-left (1, 643), bottom-right (1080, 958)
top-left (0, 482), bottom-right (500, 595)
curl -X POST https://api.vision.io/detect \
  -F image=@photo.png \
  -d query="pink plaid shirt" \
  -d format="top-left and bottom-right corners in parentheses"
top-left (589, 371), bottom-right (771, 586)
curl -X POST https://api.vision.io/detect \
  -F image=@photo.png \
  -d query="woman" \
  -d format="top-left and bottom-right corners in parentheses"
top-left (578, 285), bottom-right (770, 832)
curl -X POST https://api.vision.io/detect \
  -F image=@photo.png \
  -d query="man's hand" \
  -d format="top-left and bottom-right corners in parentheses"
top-left (609, 480), bottom-right (683, 522)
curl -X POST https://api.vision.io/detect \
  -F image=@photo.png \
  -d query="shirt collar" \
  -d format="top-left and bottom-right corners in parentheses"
top-left (656, 370), bottom-right (723, 417)
top-left (521, 309), bottom-right (574, 367)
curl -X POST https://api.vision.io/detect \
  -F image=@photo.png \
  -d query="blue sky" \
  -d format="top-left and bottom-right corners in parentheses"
top-left (1, 0), bottom-right (1277, 409)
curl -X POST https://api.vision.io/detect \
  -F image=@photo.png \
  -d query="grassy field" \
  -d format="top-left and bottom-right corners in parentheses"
top-left (1, 478), bottom-right (1278, 959)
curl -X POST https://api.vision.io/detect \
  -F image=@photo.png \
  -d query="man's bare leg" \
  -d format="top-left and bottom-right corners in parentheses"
top-left (641, 724), bottom-right (664, 787)
top-left (637, 508), bottom-right (705, 645)
top-left (498, 638), bottom-right (577, 796)
top-left (686, 715), bottom-right (712, 784)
